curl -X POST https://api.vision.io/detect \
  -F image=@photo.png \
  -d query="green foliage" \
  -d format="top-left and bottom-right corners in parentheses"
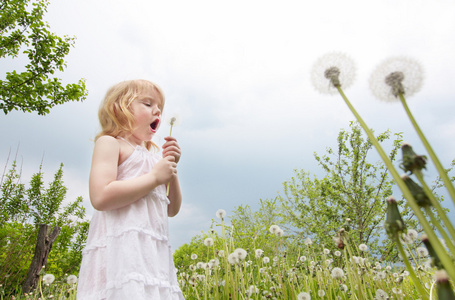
top-left (0, 159), bottom-right (88, 295)
top-left (0, 0), bottom-right (87, 115)
top-left (278, 122), bottom-right (404, 257)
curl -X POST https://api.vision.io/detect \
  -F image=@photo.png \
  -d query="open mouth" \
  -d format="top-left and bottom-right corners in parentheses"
top-left (150, 119), bottom-right (159, 131)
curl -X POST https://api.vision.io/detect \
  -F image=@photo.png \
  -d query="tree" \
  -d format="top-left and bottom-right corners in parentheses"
top-left (0, 159), bottom-right (88, 296)
top-left (278, 122), bottom-right (405, 257)
top-left (0, 0), bottom-right (87, 115)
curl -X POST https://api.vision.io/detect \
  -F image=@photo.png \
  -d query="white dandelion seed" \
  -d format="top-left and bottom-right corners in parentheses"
top-left (416, 246), bottom-right (429, 257)
top-left (66, 275), bottom-right (78, 285)
top-left (297, 291), bottom-right (311, 300)
top-left (369, 56), bottom-right (424, 102)
top-left (216, 209), bottom-right (226, 220)
top-left (331, 267), bottom-right (345, 279)
top-left (304, 237), bottom-right (313, 246)
top-left (311, 52), bottom-right (356, 95)
top-left (255, 249), bottom-right (264, 258)
top-left (374, 289), bottom-right (388, 300)
top-left (234, 248), bottom-right (247, 260)
top-left (203, 238), bottom-right (214, 247)
top-left (228, 253), bottom-right (239, 265)
top-left (269, 224), bottom-right (280, 234)
top-left (43, 274), bottom-right (55, 285)
top-left (359, 244), bottom-right (368, 252)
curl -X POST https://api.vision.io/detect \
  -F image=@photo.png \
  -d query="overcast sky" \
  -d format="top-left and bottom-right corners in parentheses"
top-left (1, 0), bottom-right (455, 249)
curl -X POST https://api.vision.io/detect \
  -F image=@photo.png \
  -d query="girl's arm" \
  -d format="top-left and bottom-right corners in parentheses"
top-left (162, 136), bottom-right (183, 217)
top-left (89, 135), bottom-right (177, 211)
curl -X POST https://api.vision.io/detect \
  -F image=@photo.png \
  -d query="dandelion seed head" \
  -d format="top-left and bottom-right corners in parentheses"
top-left (234, 248), bottom-right (248, 260)
top-left (406, 229), bottom-right (419, 241)
top-left (263, 256), bottom-right (270, 264)
top-left (374, 288), bottom-right (389, 300)
top-left (228, 253), bottom-right (239, 265)
top-left (323, 248), bottom-right (330, 255)
top-left (255, 249), bottom-right (264, 258)
top-left (203, 238), bottom-right (214, 247)
top-left (42, 274), bottom-right (55, 285)
top-left (369, 56), bottom-right (424, 102)
top-left (416, 246), bottom-right (429, 257)
top-left (318, 290), bottom-right (325, 297)
top-left (331, 267), bottom-right (345, 279)
top-left (334, 250), bottom-right (341, 257)
top-left (311, 52), bottom-right (356, 95)
top-left (166, 114), bottom-right (181, 127)
top-left (66, 275), bottom-right (78, 285)
top-left (217, 250), bottom-right (225, 257)
top-left (216, 209), bottom-right (226, 220)
top-left (359, 244), bottom-right (368, 251)
top-left (304, 237), bottom-right (313, 246)
top-left (341, 284), bottom-right (348, 292)
top-left (275, 228), bottom-right (284, 237)
top-left (297, 291), bottom-right (311, 300)
top-left (269, 224), bottom-right (280, 234)
top-left (191, 254), bottom-right (198, 260)
top-left (299, 255), bottom-right (307, 263)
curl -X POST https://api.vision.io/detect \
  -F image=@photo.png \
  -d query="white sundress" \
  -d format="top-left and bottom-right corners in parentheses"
top-left (77, 142), bottom-right (184, 300)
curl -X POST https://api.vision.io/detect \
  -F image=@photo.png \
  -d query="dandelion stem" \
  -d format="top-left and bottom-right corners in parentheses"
top-left (424, 206), bottom-right (455, 255)
top-left (166, 123), bottom-right (174, 196)
top-left (414, 170), bottom-right (455, 244)
top-left (398, 93), bottom-right (455, 206)
top-left (395, 237), bottom-right (429, 299)
top-left (335, 85), bottom-right (455, 282)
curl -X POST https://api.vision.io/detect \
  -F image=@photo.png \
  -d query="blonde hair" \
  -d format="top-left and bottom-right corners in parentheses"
top-left (96, 79), bottom-right (165, 151)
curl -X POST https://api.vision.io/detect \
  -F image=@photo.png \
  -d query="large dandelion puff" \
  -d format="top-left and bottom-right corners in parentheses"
top-left (369, 56), bottom-right (424, 102)
top-left (311, 52), bottom-right (356, 95)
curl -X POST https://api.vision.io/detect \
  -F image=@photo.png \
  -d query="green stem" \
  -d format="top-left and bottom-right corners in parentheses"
top-left (415, 170), bottom-right (455, 243)
top-left (399, 93), bottom-right (455, 206)
top-left (395, 237), bottom-right (429, 299)
top-left (424, 206), bottom-right (455, 255)
top-left (336, 86), bottom-right (455, 282)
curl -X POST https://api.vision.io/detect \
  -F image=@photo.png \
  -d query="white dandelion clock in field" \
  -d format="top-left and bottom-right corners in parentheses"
top-left (331, 267), bottom-right (345, 279)
top-left (369, 56), bottom-right (423, 102)
top-left (374, 289), bottom-right (388, 300)
top-left (297, 291), bottom-right (311, 300)
top-left (43, 274), bottom-right (55, 285)
top-left (255, 249), bottom-right (264, 258)
top-left (234, 248), bottom-right (247, 260)
top-left (311, 52), bottom-right (356, 95)
top-left (269, 224), bottom-right (280, 234)
top-left (216, 209), bottom-right (226, 220)
top-left (416, 246), bottom-right (429, 257)
top-left (359, 244), bottom-right (368, 252)
top-left (204, 237), bottom-right (214, 247)
top-left (227, 252), bottom-right (239, 265)
top-left (262, 256), bottom-right (270, 264)
top-left (191, 253), bottom-right (198, 260)
top-left (66, 274), bottom-right (78, 285)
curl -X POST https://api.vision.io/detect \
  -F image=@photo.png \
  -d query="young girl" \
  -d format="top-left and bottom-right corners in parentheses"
top-left (77, 79), bottom-right (184, 300)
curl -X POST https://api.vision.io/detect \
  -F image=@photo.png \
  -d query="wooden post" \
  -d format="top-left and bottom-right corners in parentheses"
top-left (22, 224), bottom-right (61, 293)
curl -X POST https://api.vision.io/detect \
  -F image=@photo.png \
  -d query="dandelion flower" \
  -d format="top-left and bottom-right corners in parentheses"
top-left (323, 248), bottom-right (330, 255)
top-left (217, 250), bottom-right (225, 257)
top-left (406, 229), bottom-right (419, 241)
top-left (369, 56), bottom-right (424, 102)
top-left (203, 238), bottom-right (214, 247)
top-left (248, 285), bottom-right (259, 294)
top-left (234, 248), bottom-right (248, 260)
top-left (377, 271), bottom-right (387, 280)
top-left (416, 246), bottom-right (429, 257)
top-left (334, 251), bottom-right (341, 257)
top-left (318, 290), bottom-right (325, 297)
top-left (263, 256), bottom-right (270, 264)
top-left (228, 252), bottom-right (239, 265)
top-left (311, 52), bottom-right (356, 95)
top-left (299, 255), bottom-right (307, 263)
top-left (43, 274), bottom-right (55, 285)
top-left (297, 291), bottom-right (311, 300)
top-left (191, 254), bottom-right (198, 260)
top-left (359, 244), bottom-right (368, 252)
top-left (66, 275), bottom-right (78, 285)
top-left (216, 209), bottom-right (226, 220)
top-left (331, 267), bottom-right (345, 279)
top-left (166, 114), bottom-right (181, 133)
top-left (269, 224), bottom-right (280, 234)
top-left (341, 284), bottom-right (348, 292)
top-left (374, 289), bottom-right (388, 300)
top-left (255, 249), bottom-right (264, 258)
top-left (304, 237), bottom-right (313, 246)
top-left (275, 228), bottom-right (284, 237)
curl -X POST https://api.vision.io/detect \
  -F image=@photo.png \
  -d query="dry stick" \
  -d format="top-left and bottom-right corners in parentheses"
top-left (335, 85), bottom-right (455, 284)
top-left (399, 93), bottom-right (455, 206)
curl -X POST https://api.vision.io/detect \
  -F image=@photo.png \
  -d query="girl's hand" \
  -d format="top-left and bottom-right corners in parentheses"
top-left (152, 156), bottom-right (177, 185)
top-left (162, 136), bottom-right (181, 164)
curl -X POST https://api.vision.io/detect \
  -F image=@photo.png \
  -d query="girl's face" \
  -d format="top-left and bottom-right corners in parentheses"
top-left (128, 88), bottom-right (162, 145)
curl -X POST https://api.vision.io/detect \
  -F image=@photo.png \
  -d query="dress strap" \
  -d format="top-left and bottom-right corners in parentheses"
top-left (117, 137), bottom-right (137, 150)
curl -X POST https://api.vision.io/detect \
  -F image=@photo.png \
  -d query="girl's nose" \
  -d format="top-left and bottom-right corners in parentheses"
top-left (153, 105), bottom-right (161, 115)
